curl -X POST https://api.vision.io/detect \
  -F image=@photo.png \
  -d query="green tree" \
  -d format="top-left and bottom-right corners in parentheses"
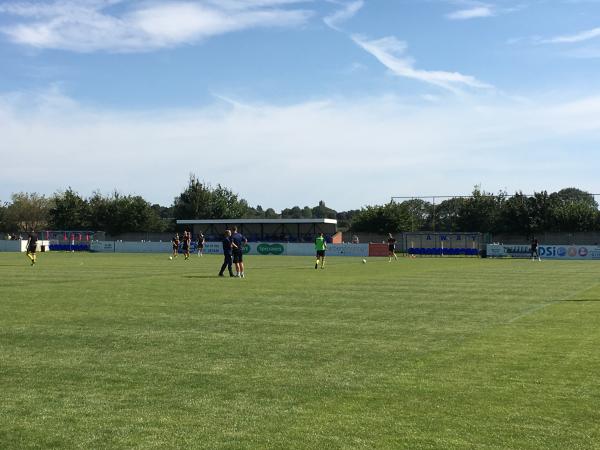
top-left (528, 191), bottom-right (555, 234)
top-left (311, 200), bottom-right (336, 219)
top-left (282, 206), bottom-right (303, 219)
top-left (88, 192), bottom-right (110, 231)
top-left (499, 192), bottom-right (532, 235)
top-left (49, 188), bottom-right (90, 229)
top-left (210, 185), bottom-right (249, 219)
top-left (555, 187), bottom-right (597, 208)
top-left (301, 206), bottom-right (313, 218)
top-left (401, 199), bottom-right (433, 231)
top-left (351, 203), bottom-right (410, 233)
top-left (433, 197), bottom-right (465, 232)
top-left (173, 175), bottom-right (249, 220)
top-left (150, 204), bottom-right (174, 232)
top-left (264, 208), bottom-right (279, 219)
top-left (4, 192), bottom-right (50, 231)
top-left (336, 209), bottom-right (360, 229)
top-left (0, 201), bottom-right (7, 232)
top-left (455, 187), bottom-right (505, 233)
top-left (245, 205), bottom-right (265, 218)
top-left (549, 189), bottom-right (598, 232)
top-left (87, 191), bottom-right (162, 235)
top-left (172, 175), bottom-right (212, 220)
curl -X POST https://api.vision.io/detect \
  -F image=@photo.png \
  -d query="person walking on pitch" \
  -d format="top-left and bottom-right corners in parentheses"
top-left (26, 231), bottom-right (38, 266)
top-left (388, 233), bottom-right (398, 262)
top-left (315, 232), bottom-right (327, 269)
top-left (218, 230), bottom-right (235, 277)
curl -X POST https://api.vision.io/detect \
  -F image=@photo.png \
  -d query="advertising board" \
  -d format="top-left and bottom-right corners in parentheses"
top-left (487, 243), bottom-right (600, 260)
top-left (287, 243), bottom-right (369, 257)
top-left (88, 241), bottom-right (369, 257)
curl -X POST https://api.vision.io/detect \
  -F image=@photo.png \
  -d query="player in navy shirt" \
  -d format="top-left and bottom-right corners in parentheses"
top-left (218, 230), bottom-right (235, 277)
top-left (531, 238), bottom-right (540, 261)
top-left (231, 226), bottom-right (248, 278)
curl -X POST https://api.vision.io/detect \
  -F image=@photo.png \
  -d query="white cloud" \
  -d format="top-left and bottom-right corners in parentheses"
top-left (446, 6), bottom-right (494, 20)
top-left (2, 88), bottom-right (600, 209)
top-left (542, 27), bottom-right (600, 44)
top-left (323, 0), bottom-right (364, 31)
top-left (351, 34), bottom-right (493, 92)
top-left (0, 0), bottom-right (313, 52)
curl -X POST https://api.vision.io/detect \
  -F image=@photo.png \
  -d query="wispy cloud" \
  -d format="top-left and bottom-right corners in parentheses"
top-left (541, 27), bottom-right (600, 44)
top-left (323, 0), bottom-right (364, 31)
top-left (351, 34), bottom-right (493, 92)
top-left (445, 1), bottom-right (526, 21)
top-left (446, 5), bottom-right (494, 20)
top-left (0, 0), bottom-right (313, 52)
top-left (2, 88), bottom-right (600, 208)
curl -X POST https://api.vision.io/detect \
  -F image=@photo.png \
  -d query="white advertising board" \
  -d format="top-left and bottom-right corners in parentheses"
top-left (487, 243), bottom-right (600, 260)
top-left (486, 244), bottom-right (530, 258)
top-left (88, 240), bottom-right (368, 257)
top-left (205, 242), bottom-right (287, 256)
top-left (115, 241), bottom-right (171, 253)
top-left (287, 243), bottom-right (369, 257)
top-left (91, 241), bottom-right (115, 252)
top-left (0, 240), bottom-right (49, 252)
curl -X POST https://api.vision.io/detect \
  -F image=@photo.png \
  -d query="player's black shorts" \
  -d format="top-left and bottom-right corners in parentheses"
top-left (316, 250), bottom-right (325, 257)
top-left (198, 243), bottom-right (204, 249)
top-left (233, 251), bottom-right (243, 263)
top-left (183, 244), bottom-right (189, 251)
top-left (388, 245), bottom-right (395, 251)
top-left (27, 246), bottom-right (36, 254)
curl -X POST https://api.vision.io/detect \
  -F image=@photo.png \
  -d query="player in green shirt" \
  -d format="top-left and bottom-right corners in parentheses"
top-left (315, 232), bottom-right (327, 269)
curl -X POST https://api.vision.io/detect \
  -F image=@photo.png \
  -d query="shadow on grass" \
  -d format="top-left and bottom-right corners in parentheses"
top-left (183, 275), bottom-right (226, 279)
top-left (562, 298), bottom-right (600, 302)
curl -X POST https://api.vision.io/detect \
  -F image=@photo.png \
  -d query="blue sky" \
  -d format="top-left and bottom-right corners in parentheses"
top-left (1, 0), bottom-right (600, 211)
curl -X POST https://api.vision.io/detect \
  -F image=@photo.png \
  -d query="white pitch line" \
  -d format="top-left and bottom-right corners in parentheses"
top-left (507, 283), bottom-right (600, 324)
top-left (507, 302), bottom-right (556, 323)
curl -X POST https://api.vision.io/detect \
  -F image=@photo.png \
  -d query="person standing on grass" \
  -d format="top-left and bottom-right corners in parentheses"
top-left (231, 226), bottom-right (248, 278)
top-left (531, 238), bottom-right (541, 261)
top-left (218, 230), bottom-right (235, 277)
top-left (197, 232), bottom-right (205, 257)
top-left (388, 233), bottom-right (398, 262)
top-left (26, 231), bottom-right (38, 266)
top-left (182, 230), bottom-right (191, 260)
top-left (171, 233), bottom-right (180, 259)
top-left (315, 232), bottom-right (327, 269)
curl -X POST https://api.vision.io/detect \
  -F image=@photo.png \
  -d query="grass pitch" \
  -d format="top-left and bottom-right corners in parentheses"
top-left (1, 252), bottom-right (600, 449)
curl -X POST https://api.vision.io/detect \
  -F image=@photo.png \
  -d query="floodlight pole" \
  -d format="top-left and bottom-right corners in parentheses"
top-left (432, 196), bottom-right (436, 233)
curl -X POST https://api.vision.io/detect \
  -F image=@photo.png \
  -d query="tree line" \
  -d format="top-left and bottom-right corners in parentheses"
top-left (350, 187), bottom-right (600, 235)
top-left (0, 177), bottom-right (598, 236)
